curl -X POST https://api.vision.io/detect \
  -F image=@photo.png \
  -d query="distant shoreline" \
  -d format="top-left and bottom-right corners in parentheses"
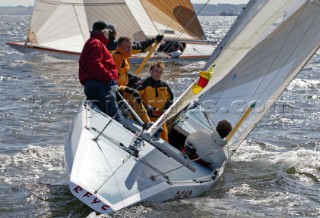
top-left (0, 6), bottom-right (33, 15)
top-left (0, 4), bottom-right (245, 16)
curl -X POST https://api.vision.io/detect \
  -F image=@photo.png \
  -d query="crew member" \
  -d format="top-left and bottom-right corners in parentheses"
top-left (182, 120), bottom-right (232, 169)
top-left (106, 23), bottom-right (163, 54)
top-left (112, 36), bottom-right (150, 123)
top-left (79, 21), bottom-right (122, 122)
top-left (138, 61), bottom-right (174, 142)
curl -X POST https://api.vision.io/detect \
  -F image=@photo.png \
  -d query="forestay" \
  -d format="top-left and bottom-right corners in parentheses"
top-left (148, 0), bottom-right (320, 151)
top-left (27, 0), bottom-right (205, 53)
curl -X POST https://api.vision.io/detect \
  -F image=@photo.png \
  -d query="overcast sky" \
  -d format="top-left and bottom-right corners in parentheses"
top-left (0, 0), bottom-right (249, 7)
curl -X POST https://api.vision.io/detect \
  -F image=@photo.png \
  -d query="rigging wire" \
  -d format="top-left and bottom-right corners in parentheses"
top-left (84, 104), bottom-right (129, 201)
top-left (173, 0), bottom-right (212, 39)
top-left (149, 147), bottom-right (222, 180)
top-left (140, 157), bottom-right (170, 180)
top-left (94, 149), bottom-right (132, 195)
top-left (91, 139), bottom-right (128, 207)
top-left (160, 0), bottom-right (212, 53)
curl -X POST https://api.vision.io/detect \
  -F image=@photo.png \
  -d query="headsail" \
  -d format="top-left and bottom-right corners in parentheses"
top-left (200, 0), bottom-right (320, 150)
top-left (148, 0), bottom-right (320, 151)
top-left (26, 0), bottom-right (205, 53)
top-left (202, 0), bottom-right (267, 70)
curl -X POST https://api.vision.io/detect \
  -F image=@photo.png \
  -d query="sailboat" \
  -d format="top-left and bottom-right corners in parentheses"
top-left (6, 0), bottom-right (215, 63)
top-left (64, 0), bottom-right (320, 214)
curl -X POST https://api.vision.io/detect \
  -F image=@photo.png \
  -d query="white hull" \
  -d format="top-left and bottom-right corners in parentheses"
top-left (6, 42), bottom-right (214, 64)
top-left (64, 100), bottom-right (225, 214)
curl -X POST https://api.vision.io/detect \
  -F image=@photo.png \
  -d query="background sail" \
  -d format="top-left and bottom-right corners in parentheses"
top-left (26, 0), bottom-right (205, 52)
top-left (136, 0), bottom-right (206, 40)
top-left (149, 0), bottom-right (320, 149)
top-left (27, 0), bottom-right (89, 52)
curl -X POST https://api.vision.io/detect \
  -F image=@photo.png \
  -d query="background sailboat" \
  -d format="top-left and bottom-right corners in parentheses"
top-left (6, 0), bottom-right (216, 63)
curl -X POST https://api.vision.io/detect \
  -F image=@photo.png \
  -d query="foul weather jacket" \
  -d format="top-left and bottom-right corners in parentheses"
top-left (138, 77), bottom-right (174, 142)
top-left (79, 32), bottom-right (118, 86)
top-left (112, 47), bottom-right (131, 87)
top-left (138, 77), bottom-right (174, 116)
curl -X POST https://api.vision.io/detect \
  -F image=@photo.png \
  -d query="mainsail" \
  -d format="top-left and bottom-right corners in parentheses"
top-left (26, 0), bottom-right (206, 53)
top-left (149, 0), bottom-right (320, 151)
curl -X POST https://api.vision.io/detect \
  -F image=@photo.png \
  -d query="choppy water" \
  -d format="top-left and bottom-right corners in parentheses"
top-left (0, 15), bottom-right (319, 217)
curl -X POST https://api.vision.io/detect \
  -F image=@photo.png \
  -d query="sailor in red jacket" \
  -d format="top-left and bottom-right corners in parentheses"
top-left (79, 21), bottom-right (122, 122)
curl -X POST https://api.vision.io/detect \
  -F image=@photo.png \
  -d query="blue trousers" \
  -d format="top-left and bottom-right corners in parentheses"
top-left (84, 80), bottom-right (122, 122)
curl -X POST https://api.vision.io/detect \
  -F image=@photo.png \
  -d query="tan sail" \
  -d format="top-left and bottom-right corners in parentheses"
top-left (140, 0), bottom-right (206, 40)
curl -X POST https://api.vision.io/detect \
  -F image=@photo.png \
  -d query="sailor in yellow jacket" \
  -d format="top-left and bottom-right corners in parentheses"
top-left (112, 36), bottom-right (151, 123)
top-left (112, 37), bottom-right (132, 87)
top-left (138, 61), bottom-right (174, 142)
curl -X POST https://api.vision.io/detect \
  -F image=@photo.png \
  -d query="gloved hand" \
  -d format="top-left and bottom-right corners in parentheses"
top-left (145, 105), bottom-right (156, 116)
top-left (127, 74), bottom-right (142, 88)
top-left (109, 80), bottom-right (119, 92)
top-left (124, 87), bottom-right (142, 103)
top-left (153, 109), bottom-right (164, 117)
top-left (155, 34), bottom-right (164, 43)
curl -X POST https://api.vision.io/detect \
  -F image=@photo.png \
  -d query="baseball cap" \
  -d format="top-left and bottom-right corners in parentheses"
top-left (92, 21), bottom-right (108, 31)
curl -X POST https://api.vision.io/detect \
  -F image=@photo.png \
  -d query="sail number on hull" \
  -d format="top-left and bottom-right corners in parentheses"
top-left (72, 185), bottom-right (111, 211)
top-left (173, 190), bottom-right (193, 199)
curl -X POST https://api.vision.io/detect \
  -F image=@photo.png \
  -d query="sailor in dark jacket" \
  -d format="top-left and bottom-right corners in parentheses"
top-left (79, 21), bottom-right (122, 121)
top-left (106, 24), bottom-right (163, 53)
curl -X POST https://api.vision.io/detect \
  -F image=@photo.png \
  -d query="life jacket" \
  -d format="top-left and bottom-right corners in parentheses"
top-left (112, 47), bottom-right (131, 86)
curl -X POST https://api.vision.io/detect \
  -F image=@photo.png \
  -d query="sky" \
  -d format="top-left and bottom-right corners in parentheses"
top-left (0, 0), bottom-right (249, 7)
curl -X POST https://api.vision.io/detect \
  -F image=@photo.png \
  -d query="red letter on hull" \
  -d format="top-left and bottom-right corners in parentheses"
top-left (71, 185), bottom-right (111, 212)
top-left (83, 192), bottom-right (92, 198)
top-left (101, 204), bottom-right (110, 210)
top-left (73, 186), bottom-right (83, 193)
top-left (92, 198), bottom-right (101, 204)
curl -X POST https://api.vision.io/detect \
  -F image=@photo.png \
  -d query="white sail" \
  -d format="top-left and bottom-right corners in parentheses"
top-left (202, 0), bottom-right (267, 70)
top-left (26, 0), bottom-right (206, 53)
top-left (148, 0), bottom-right (320, 149)
top-left (199, 0), bottom-right (320, 150)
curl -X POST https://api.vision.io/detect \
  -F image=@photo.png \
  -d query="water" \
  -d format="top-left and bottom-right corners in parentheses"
top-left (0, 15), bottom-right (319, 217)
